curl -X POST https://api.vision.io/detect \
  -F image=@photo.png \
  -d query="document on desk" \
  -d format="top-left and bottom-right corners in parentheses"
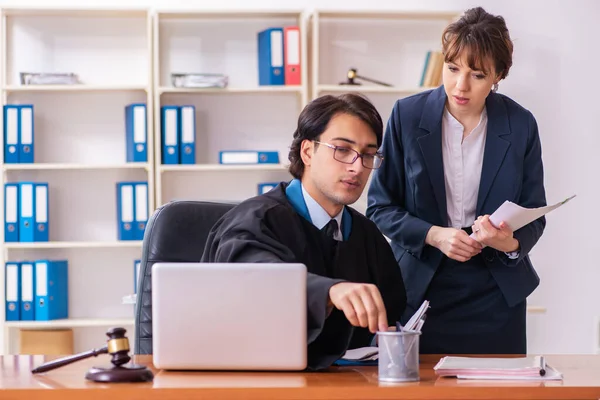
top-left (470, 194), bottom-right (576, 241)
top-left (434, 356), bottom-right (563, 381)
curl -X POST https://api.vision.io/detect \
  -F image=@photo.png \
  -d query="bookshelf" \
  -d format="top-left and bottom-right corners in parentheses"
top-left (0, 7), bottom-right (153, 354)
top-left (152, 9), bottom-right (307, 207)
top-left (310, 10), bottom-right (458, 214)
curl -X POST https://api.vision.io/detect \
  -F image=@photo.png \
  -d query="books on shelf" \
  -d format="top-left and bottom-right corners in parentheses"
top-left (419, 51), bottom-right (443, 88)
top-left (4, 182), bottom-right (49, 243)
top-left (257, 26), bottom-right (301, 86)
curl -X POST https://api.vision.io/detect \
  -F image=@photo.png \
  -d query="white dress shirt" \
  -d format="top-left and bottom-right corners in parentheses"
top-left (442, 107), bottom-right (519, 259)
top-left (442, 106), bottom-right (487, 229)
top-left (302, 184), bottom-right (343, 241)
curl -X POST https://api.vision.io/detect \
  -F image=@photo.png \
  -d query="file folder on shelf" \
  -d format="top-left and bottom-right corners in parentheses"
top-left (34, 260), bottom-right (68, 321)
top-left (219, 151), bottom-right (279, 165)
top-left (3, 105), bottom-right (19, 163)
top-left (258, 182), bottom-right (280, 195)
top-left (19, 105), bottom-right (34, 163)
top-left (161, 106), bottom-right (180, 164)
top-left (284, 26), bottom-right (301, 85)
top-left (258, 27), bottom-right (285, 85)
top-left (179, 105), bottom-right (196, 164)
top-left (20, 262), bottom-right (35, 321)
top-left (34, 183), bottom-right (49, 242)
top-left (18, 182), bottom-right (35, 242)
top-left (134, 182), bottom-right (148, 240)
top-left (4, 183), bottom-right (19, 242)
top-left (125, 103), bottom-right (148, 163)
top-left (116, 182), bottom-right (135, 241)
top-left (5, 262), bottom-right (20, 321)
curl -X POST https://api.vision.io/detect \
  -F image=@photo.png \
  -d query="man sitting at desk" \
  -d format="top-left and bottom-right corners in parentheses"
top-left (201, 93), bottom-right (407, 370)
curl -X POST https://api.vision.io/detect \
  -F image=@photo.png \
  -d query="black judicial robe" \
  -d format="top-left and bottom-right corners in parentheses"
top-left (201, 179), bottom-right (407, 370)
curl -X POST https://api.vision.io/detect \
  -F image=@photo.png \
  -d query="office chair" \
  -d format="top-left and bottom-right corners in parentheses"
top-left (133, 200), bottom-right (236, 354)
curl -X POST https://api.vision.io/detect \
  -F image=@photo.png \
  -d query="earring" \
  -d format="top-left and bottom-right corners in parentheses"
top-left (492, 83), bottom-right (499, 93)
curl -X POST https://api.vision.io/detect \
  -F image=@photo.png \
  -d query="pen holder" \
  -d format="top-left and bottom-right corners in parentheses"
top-left (377, 330), bottom-right (421, 382)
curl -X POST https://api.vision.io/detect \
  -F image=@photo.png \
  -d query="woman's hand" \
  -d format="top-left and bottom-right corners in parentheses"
top-left (426, 226), bottom-right (482, 262)
top-left (472, 215), bottom-right (520, 253)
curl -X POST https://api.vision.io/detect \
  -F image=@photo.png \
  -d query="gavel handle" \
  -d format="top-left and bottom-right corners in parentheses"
top-left (356, 74), bottom-right (393, 87)
top-left (31, 345), bottom-right (109, 374)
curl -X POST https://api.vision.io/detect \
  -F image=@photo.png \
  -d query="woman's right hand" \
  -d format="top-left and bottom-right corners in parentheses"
top-left (426, 226), bottom-right (482, 262)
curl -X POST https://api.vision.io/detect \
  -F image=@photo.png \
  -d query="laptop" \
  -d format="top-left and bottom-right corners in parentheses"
top-left (151, 262), bottom-right (307, 371)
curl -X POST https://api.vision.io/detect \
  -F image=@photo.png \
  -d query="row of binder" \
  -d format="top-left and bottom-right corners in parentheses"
top-left (258, 26), bottom-right (301, 86)
top-left (161, 105), bottom-right (196, 165)
top-left (4, 182), bottom-right (49, 243)
top-left (5, 260), bottom-right (68, 321)
top-left (3, 105), bottom-right (34, 164)
top-left (117, 181), bottom-right (149, 241)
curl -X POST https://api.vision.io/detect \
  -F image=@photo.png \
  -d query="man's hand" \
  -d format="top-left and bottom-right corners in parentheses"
top-left (328, 282), bottom-right (388, 334)
top-left (472, 215), bottom-right (520, 253)
top-left (426, 226), bottom-right (482, 262)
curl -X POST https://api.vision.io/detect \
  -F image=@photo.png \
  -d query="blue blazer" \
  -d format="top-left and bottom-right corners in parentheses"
top-left (366, 86), bottom-right (547, 309)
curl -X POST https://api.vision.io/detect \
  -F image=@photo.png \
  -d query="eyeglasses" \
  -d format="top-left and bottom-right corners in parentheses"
top-left (313, 141), bottom-right (384, 169)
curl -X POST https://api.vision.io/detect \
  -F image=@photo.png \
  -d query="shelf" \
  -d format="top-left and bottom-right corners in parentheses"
top-left (156, 9), bottom-right (304, 20)
top-left (1, 7), bottom-right (149, 18)
top-left (4, 318), bottom-right (134, 329)
top-left (3, 84), bottom-right (148, 93)
top-left (316, 10), bottom-right (459, 20)
top-left (3, 241), bottom-right (143, 249)
top-left (3, 163), bottom-right (149, 171)
top-left (158, 86), bottom-right (303, 95)
top-left (316, 85), bottom-right (436, 94)
top-left (160, 164), bottom-right (288, 172)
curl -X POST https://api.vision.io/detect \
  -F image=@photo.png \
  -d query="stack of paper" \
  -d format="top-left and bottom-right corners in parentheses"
top-left (434, 356), bottom-right (563, 381)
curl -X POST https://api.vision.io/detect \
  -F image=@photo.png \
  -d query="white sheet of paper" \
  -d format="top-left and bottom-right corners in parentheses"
top-left (470, 195), bottom-right (576, 241)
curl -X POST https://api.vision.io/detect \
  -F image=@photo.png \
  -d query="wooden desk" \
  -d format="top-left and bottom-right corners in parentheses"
top-left (1, 354), bottom-right (600, 399)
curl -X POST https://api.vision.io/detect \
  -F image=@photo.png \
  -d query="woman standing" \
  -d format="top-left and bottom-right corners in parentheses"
top-left (366, 7), bottom-right (547, 354)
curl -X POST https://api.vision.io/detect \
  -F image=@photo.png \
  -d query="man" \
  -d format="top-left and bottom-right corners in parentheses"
top-left (201, 93), bottom-right (407, 370)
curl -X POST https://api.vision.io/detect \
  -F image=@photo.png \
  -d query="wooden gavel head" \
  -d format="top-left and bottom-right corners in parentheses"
top-left (105, 327), bottom-right (131, 367)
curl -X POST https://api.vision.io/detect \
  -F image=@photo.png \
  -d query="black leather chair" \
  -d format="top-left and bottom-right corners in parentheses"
top-left (133, 200), bottom-right (236, 354)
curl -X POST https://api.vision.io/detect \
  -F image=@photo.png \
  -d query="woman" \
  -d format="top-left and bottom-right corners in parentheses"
top-left (366, 7), bottom-right (547, 354)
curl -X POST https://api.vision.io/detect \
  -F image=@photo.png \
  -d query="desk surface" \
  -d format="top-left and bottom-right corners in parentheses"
top-left (1, 354), bottom-right (600, 399)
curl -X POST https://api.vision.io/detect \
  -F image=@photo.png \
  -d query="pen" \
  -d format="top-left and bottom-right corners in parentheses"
top-left (539, 355), bottom-right (546, 376)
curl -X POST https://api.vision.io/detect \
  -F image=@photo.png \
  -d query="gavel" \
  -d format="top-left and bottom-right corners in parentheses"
top-left (31, 327), bottom-right (153, 383)
top-left (339, 68), bottom-right (393, 87)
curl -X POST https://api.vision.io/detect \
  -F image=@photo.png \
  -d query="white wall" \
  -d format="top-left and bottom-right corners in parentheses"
top-left (2, 0), bottom-right (599, 355)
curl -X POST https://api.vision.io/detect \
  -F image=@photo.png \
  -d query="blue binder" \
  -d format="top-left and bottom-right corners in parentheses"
top-left (4, 183), bottom-right (19, 242)
top-left (19, 105), bottom-right (34, 163)
top-left (133, 182), bottom-right (148, 240)
top-left (20, 262), bottom-right (35, 321)
top-left (3, 105), bottom-right (20, 163)
top-left (258, 182), bottom-right (280, 195)
top-left (33, 183), bottom-right (49, 242)
top-left (34, 260), bottom-right (68, 321)
top-left (219, 151), bottom-right (279, 164)
top-left (116, 182), bottom-right (135, 240)
top-left (18, 182), bottom-right (35, 242)
top-left (258, 27), bottom-right (285, 85)
top-left (161, 106), bottom-right (180, 164)
top-left (179, 105), bottom-right (196, 164)
top-left (125, 103), bottom-right (148, 163)
top-left (134, 259), bottom-right (141, 294)
top-left (5, 262), bottom-right (20, 321)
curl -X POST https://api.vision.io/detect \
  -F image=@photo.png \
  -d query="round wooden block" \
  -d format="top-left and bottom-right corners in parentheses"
top-left (85, 364), bottom-right (154, 383)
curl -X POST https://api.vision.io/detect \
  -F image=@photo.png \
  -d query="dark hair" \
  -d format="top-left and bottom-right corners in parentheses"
top-left (442, 7), bottom-right (513, 79)
top-left (287, 93), bottom-right (383, 179)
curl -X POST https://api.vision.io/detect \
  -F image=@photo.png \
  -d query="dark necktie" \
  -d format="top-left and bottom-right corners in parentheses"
top-left (322, 219), bottom-right (339, 240)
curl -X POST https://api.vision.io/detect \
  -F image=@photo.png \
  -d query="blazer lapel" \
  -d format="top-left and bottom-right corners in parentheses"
top-left (476, 93), bottom-right (511, 215)
top-left (417, 87), bottom-right (448, 226)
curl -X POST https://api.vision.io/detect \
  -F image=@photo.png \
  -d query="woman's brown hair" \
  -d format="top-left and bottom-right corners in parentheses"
top-left (442, 7), bottom-right (514, 79)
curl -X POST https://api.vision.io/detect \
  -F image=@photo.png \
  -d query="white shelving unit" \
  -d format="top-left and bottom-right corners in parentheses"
top-left (153, 9), bottom-right (308, 207)
top-left (310, 10), bottom-right (458, 215)
top-left (0, 7), bottom-right (153, 354)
